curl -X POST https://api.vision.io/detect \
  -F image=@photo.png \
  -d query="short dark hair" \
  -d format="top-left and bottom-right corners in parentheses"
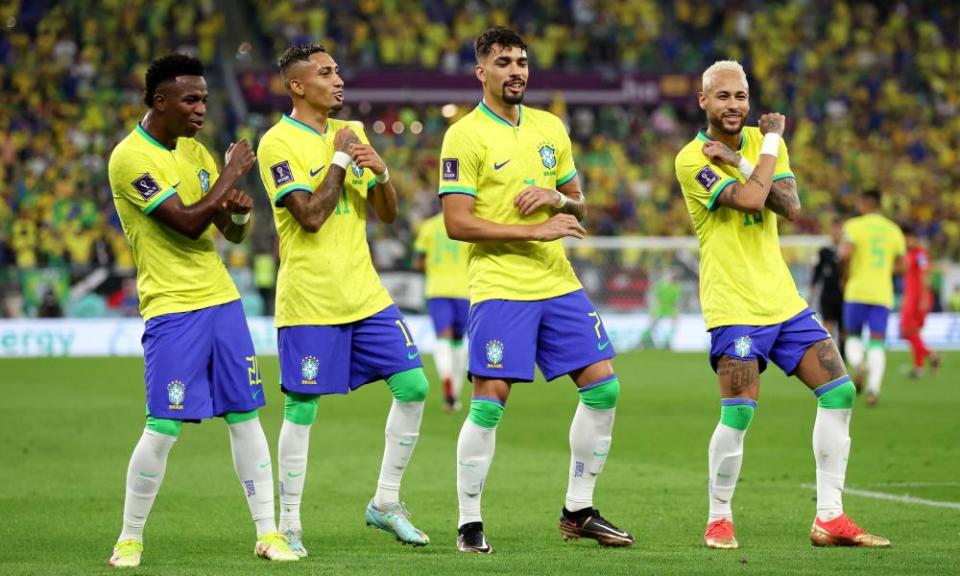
top-left (144, 54), bottom-right (204, 107)
top-left (862, 188), bottom-right (881, 203)
top-left (475, 26), bottom-right (527, 61)
top-left (278, 44), bottom-right (327, 86)
top-left (900, 221), bottom-right (916, 236)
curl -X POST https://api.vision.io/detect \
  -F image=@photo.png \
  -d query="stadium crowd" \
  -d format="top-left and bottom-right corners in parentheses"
top-left (2, 0), bottom-right (959, 316)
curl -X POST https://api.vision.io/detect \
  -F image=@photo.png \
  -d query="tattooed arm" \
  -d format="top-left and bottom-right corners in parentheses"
top-left (703, 113), bottom-right (787, 214)
top-left (281, 127), bottom-right (359, 233)
top-left (765, 177), bottom-right (801, 221)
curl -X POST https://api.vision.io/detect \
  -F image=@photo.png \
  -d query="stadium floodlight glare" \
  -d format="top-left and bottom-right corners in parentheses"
top-left (441, 103), bottom-right (458, 118)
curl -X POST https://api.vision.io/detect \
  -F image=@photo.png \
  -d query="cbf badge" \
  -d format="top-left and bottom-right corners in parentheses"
top-left (198, 168), bottom-right (210, 193)
top-left (485, 340), bottom-right (504, 368)
top-left (167, 380), bottom-right (186, 410)
top-left (350, 162), bottom-right (364, 178)
top-left (734, 336), bottom-right (752, 358)
top-left (538, 144), bottom-right (557, 169)
top-left (301, 355), bottom-right (319, 385)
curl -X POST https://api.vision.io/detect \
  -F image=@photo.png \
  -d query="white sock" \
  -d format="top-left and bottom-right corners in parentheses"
top-left (227, 418), bottom-right (276, 537)
top-left (457, 419), bottom-right (496, 527)
top-left (708, 423), bottom-right (746, 521)
top-left (118, 429), bottom-right (177, 542)
top-left (277, 419), bottom-right (312, 533)
top-left (813, 406), bottom-right (851, 521)
top-left (865, 345), bottom-right (886, 396)
top-left (451, 341), bottom-right (468, 402)
top-left (373, 400), bottom-right (424, 508)
top-left (434, 338), bottom-right (453, 390)
top-left (845, 336), bottom-right (864, 370)
top-left (565, 402), bottom-right (614, 512)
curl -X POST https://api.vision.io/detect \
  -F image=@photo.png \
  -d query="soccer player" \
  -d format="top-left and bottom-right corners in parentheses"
top-left (256, 44), bottom-right (431, 556)
top-left (413, 210), bottom-right (470, 411)
top-left (839, 189), bottom-right (906, 406)
top-left (675, 60), bottom-right (888, 550)
top-left (899, 224), bottom-right (941, 378)
top-left (440, 27), bottom-right (634, 553)
top-left (809, 219), bottom-right (845, 347)
top-left (107, 54), bottom-right (298, 567)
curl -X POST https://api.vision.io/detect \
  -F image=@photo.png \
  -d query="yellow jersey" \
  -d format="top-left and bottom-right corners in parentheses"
top-left (438, 102), bottom-right (581, 304)
top-left (675, 127), bottom-right (806, 329)
top-left (413, 213), bottom-right (469, 299)
top-left (108, 124), bottom-right (239, 321)
top-left (257, 114), bottom-right (392, 327)
top-left (842, 213), bottom-right (905, 308)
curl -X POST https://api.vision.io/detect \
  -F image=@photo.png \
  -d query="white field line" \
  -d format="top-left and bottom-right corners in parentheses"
top-left (865, 482), bottom-right (960, 488)
top-left (800, 484), bottom-right (960, 510)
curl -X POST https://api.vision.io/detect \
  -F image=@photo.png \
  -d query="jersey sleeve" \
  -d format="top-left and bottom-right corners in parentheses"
top-left (257, 135), bottom-right (313, 207)
top-left (438, 125), bottom-right (481, 198)
top-left (675, 151), bottom-right (737, 212)
top-left (555, 118), bottom-right (577, 187)
top-left (772, 138), bottom-right (794, 182)
top-left (108, 148), bottom-right (179, 215)
top-left (413, 218), bottom-right (432, 255)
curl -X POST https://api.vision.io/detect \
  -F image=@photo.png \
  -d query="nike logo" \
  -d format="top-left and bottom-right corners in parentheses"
top-left (287, 470), bottom-right (305, 478)
top-left (458, 459), bottom-right (478, 468)
top-left (399, 440), bottom-right (414, 446)
top-left (407, 350), bottom-right (420, 359)
top-left (493, 159), bottom-right (510, 170)
top-left (138, 471), bottom-right (159, 478)
top-left (593, 451), bottom-right (608, 457)
top-left (597, 341), bottom-right (610, 351)
top-left (309, 165), bottom-right (324, 177)
top-left (258, 461), bottom-right (270, 469)
top-left (252, 389), bottom-right (262, 399)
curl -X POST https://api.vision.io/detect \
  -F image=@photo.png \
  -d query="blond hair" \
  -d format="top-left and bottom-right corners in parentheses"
top-left (702, 60), bottom-right (748, 93)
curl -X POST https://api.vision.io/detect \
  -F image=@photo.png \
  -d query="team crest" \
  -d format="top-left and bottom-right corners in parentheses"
top-left (734, 336), bottom-right (752, 358)
top-left (301, 355), bottom-right (319, 385)
top-left (538, 144), bottom-right (557, 169)
top-left (350, 162), bottom-right (364, 178)
top-left (167, 380), bottom-right (186, 410)
top-left (485, 340), bottom-right (504, 368)
top-left (198, 168), bottom-right (210, 193)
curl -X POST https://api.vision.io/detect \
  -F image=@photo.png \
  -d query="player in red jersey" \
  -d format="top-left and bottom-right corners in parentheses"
top-left (899, 224), bottom-right (941, 378)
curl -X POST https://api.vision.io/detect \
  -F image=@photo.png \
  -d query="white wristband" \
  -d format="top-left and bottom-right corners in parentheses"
top-left (555, 190), bottom-right (567, 208)
top-left (375, 167), bottom-right (390, 184)
top-left (230, 212), bottom-right (250, 225)
top-left (737, 156), bottom-right (755, 179)
top-left (760, 133), bottom-right (781, 158)
top-left (332, 151), bottom-right (352, 170)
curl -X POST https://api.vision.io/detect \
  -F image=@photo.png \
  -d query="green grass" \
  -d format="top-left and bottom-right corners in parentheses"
top-left (1, 351), bottom-right (957, 575)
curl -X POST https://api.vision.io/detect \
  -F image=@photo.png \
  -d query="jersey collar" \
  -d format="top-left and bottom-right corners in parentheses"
top-left (478, 100), bottom-right (522, 128)
top-left (135, 123), bottom-right (175, 151)
top-left (697, 128), bottom-right (744, 150)
top-left (282, 114), bottom-right (329, 137)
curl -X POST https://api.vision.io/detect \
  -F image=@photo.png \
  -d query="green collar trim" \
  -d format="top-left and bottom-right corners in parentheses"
top-left (697, 129), bottom-right (744, 150)
top-left (136, 124), bottom-right (173, 151)
top-left (479, 100), bottom-right (521, 127)
top-left (283, 114), bottom-right (328, 137)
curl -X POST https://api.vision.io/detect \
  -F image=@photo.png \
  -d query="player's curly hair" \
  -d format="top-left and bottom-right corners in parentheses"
top-left (474, 26), bottom-right (527, 61)
top-left (278, 44), bottom-right (327, 87)
top-left (144, 54), bottom-right (204, 107)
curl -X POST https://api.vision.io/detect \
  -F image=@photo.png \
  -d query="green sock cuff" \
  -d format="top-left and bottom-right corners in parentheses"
top-left (578, 377), bottom-right (620, 410)
top-left (145, 416), bottom-right (182, 438)
top-left (817, 381), bottom-right (856, 409)
top-left (867, 339), bottom-right (885, 349)
top-left (468, 399), bottom-right (505, 429)
top-left (284, 393), bottom-right (319, 425)
top-left (451, 338), bottom-right (465, 348)
top-left (223, 409), bottom-right (259, 425)
top-left (719, 403), bottom-right (756, 431)
top-left (387, 367), bottom-right (429, 403)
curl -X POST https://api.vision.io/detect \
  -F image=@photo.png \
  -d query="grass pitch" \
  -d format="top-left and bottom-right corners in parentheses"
top-left (1, 350), bottom-right (957, 575)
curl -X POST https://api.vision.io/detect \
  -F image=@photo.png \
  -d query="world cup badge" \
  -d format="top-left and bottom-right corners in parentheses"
top-left (734, 336), bottom-right (752, 358)
top-left (167, 380), bottom-right (186, 410)
top-left (301, 355), bottom-right (319, 385)
top-left (538, 144), bottom-right (557, 169)
top-left (485, 340), bottom-right (504, 368)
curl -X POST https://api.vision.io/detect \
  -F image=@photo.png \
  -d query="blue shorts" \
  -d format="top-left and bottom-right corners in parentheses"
top-left (143, 300), bottom-right (264, 421)
top-left (843, 302), bottom-right (890, 336)
top-left (709, 308), bottom-right (830, 376)
top-left (278, 304), bottom-right (424, 395)
top-left (468, 289), bottom-right (615, 382)
top-left (427, 297), bottom-right (470, 339)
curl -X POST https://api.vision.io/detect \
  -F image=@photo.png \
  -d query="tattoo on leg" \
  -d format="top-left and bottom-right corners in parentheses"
top-left (814, 340), bottom-right (846, 380)
top-left (717, 357), bottom-right (758, 396)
